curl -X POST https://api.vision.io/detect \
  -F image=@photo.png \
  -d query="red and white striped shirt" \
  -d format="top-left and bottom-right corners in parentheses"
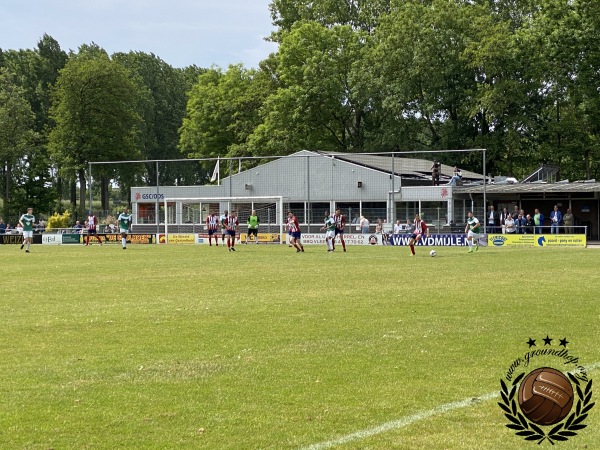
top-left (287, 216), bottom-right (300, 233)
top-left (225, 216), bottom-right (239, 230)
top-left (414, 219), bottom-right (427, 235)
top-left (206, 214), bottom-right (219, 231)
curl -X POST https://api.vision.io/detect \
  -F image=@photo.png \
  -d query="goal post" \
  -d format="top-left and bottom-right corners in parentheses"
top-left (162, 196), bottom-right (286, 244)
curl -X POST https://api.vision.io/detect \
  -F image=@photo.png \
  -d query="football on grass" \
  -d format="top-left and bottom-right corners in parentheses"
top-left (430, 250), bottom-right (436, 257)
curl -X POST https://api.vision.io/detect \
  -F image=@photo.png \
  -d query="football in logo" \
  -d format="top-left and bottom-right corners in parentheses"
top-left (518, 367), bottom-right (574, 425)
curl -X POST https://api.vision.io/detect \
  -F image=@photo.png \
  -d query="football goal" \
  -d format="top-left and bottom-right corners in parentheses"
top-left (162, 196), bottom-right (286, 243)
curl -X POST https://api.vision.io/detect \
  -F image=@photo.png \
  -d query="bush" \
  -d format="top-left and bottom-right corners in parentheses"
top-left (46, 210), bottom-right (71, 231)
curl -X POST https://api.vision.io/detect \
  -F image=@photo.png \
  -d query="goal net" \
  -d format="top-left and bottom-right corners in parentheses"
top-left (162, 196), bottom-right (286, 243)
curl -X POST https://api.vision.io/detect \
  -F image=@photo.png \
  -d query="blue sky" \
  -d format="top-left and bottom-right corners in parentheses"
top-left (0, 0), bottom-right (278, 68)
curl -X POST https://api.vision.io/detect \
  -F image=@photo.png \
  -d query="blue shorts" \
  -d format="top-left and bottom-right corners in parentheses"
top-left (226, 230), bottom-right (236, 237)
top-left (291, 231), bottom-right (301, 239)
top-left (411, 232), bottom-right (422, 241)
top-left (208, 229), bottom-right (218, 236)
top-left (335, 228), bottom-right (344, 235)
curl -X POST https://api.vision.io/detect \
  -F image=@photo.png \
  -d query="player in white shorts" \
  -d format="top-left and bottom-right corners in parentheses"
top-left (19, 207), bottom-right (36, 253)
top-left (320, 211), bottom-right (336, 252)
top-left (465, 211), bottom-right (480, 253)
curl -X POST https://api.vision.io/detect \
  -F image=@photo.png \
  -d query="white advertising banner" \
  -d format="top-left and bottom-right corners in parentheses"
top-left (293, 233), bottom-right (382, 245)
top-left (41, 234), bottom-right (63, 245)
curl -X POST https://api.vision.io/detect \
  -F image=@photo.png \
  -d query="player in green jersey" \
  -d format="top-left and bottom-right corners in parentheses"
top-left (19, 207), bottom-right (35, 253)
top-left (320, 211), bottom-right (336, 252)
top-left (464, 211), bottom-right (480, 253)
top-left (245, 210), bottom-right (260, 244)
top-left (117, 207), bottom-right (132, 250)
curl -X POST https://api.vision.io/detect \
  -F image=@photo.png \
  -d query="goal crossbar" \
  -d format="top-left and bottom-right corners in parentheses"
top-left (163, 196), bottom-right (286, 244)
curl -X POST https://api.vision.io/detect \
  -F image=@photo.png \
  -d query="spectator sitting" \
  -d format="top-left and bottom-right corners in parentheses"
top-left (5, 223), bottom-right (13, 234)
top-left (0, 219), bottom-right (5, 234)
top-left (73, 221), bottom-right (83, 233)
top-left (15, 223), bottom-right (23, 234)
top-left (448, 166), bottom-right (462, 186)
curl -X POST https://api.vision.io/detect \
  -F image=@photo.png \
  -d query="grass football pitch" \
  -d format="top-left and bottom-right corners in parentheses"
top-left (1, 242), bottom-right (598, 449)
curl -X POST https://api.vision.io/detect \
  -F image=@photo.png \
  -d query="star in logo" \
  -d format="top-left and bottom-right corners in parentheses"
top-left (543, 335), bottom-right (553, 346)
top-left (526, 338), bottom-right (536, 348)
top-left (441, 187), bottom-right (449, 198)
top-left (559, 337), bottom-right (569, 348)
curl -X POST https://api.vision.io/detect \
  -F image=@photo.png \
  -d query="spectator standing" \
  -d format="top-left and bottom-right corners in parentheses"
top-left (500, 207), bottom-right (510, 234)
top-left (549, 205), bottom-right (562, 234)
top-left (516, 214), bottom-right (525, 234)
top-left (487, 206), bottom-right (498, 233)
top-left (524, 214), bottom-right (535, 234)
top-left (359, 215), bottom-right (370, 234)
top-left (533, 208), bottom-right (544, 234)
top-left (0, 219), bottom-right (5, 234)
top-left (563, 208), bottom-right (574, 234)
top-left (431, 161), bottom-right (441, 186)
top-left (511, 206), bottom-right (520, 221)
top-left (504, 214), bottom-right (516, 234)
top-left (393, 220), bottom-right (403, 234)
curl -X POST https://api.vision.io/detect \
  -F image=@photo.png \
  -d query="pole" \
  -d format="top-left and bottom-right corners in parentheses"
top-left (483, 149), bottom-right (487, 234)
top-left (156, 161), bottom-right (160, 236)
top-left (88, 162), bottom-right (93, 215)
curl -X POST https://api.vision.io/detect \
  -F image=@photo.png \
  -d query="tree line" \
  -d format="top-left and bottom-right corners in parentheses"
top-left (1, 0), bottom-right (599, 221)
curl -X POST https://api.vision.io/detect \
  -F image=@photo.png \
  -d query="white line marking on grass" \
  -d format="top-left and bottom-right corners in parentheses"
top-left (301, 361), bottom-right (600, 450)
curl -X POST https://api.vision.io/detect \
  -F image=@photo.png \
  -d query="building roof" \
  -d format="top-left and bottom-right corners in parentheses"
top-left (456, 180), bottom-right (600, 194)
top-left (317, 151), bottom-right (484, 182)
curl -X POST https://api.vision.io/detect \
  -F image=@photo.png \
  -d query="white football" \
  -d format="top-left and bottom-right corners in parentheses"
top-left (429, 249), bottom-right (436, 257)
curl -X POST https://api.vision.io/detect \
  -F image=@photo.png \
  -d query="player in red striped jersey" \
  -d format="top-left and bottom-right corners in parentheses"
top-left (333, 208), bottom-right (347, 252)
top-left (85, 211), bottom-right (103, 246)
top-left (225, 211), bottom-right (239, 252)
top-left (205, 210), bottom-right (220, 246)
top-left (287, 211), bottom-right (304, 253)
top-left (408, 213), bottom-right (429, 256)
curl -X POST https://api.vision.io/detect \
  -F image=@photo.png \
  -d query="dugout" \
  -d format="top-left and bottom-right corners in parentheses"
top-left (453, 181), bottom-right (600, 238)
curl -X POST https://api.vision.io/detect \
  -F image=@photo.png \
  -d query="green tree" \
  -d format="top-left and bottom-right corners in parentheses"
top-left (48, 48), bottom-right (142, 217)
top-left (269, 0), bottom-right (391, 35)
top-left (179, 64), bottom-right (276, 177)
top-left (2, 35), bottom-right (68, 212)
top-left (247, 22), bottom-right (371, 154)
top-left (113, 51), bottom-right (193, 190)
top-left (0, 68), bottom-right (36, 221)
